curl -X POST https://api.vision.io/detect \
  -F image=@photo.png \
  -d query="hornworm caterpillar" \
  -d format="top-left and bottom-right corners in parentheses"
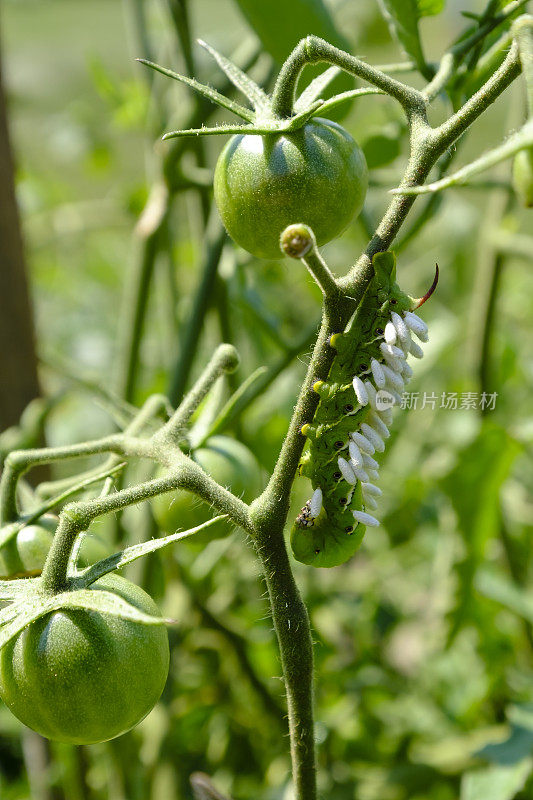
top-left (291, 251), bottom-right (437, 568)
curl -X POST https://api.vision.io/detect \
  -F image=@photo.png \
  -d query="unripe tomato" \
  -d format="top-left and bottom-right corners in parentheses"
top-left (0, 515), bottom-right (109, 580)
top-left (512, 147), bottom-right (533, 207)
top-left (0, 574), bottom-right (169, 744)
top-left (214, 117), bottom-right (368, 259)
top-left (152, 435), bottom-right (262, 540)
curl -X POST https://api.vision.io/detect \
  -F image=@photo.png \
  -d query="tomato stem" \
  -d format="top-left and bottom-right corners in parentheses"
top-left (271, 36), bottom-right (427, 120)
top-left (514, 15), bottom-right (533, 117)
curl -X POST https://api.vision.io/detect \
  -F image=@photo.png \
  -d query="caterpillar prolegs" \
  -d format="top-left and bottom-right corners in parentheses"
top-left (291, 251), bottom-right (437, 568)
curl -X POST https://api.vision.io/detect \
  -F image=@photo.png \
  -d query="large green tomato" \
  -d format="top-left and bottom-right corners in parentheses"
top-left (512, 147), bottom-right (533, 207)
top-left (0, 515), bottom-right (110, 580)
top-left (214, 117), bottom-right (368, 259)
top-left (0, 574), bottom-right (169, 744)
top-left (152, 435), bottom-right (262, 539)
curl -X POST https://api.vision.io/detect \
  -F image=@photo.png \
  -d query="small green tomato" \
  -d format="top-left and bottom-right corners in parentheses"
top-left (152, 435), bottom-right (262, 541)
top-left (0, 573), bottom-right (169, 744)
top-left (214, 117), bottom-right (368, 259)
top-left (512, 147), bottom-right (533, 207)
top-left (0, 515), bottom-right (109, 580)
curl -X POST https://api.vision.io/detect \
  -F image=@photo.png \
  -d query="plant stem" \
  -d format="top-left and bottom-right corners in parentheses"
top-left (514, 15), bottom-right (533, 115)
top-left (116, 195), bottom-right (167, 402)
top-left (40, 455), bottom-right (251, 594)
top-left (470, 189), bottom-right (512, 413)
top-left (168, 214), bottom-right (227, 406)
top-left (302, 249), bottom-right (342, 299)
top-left (253, 527), bottom-right (316, 800)
top-left (270, 36), bottom-right (426, 119)
top-left (430, 41), bottom-right (521, 152)
top-left (250, 29), bottom-right (525, 798)
top-left (158, 343), bottom-right (239, 442)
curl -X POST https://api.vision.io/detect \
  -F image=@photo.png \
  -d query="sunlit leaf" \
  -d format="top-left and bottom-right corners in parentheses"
top-left (137, 59), bottom-right (255, 122)
top-left (198, 40), bottom-right (270, 115)
top-left (377, 0), bottom-right (426, 72)
top-left (461, 759), bottom-right (533, 800)
top-left (441, 422), bottom-right (521, 639)
top-left (476, 571), bottom-right (533, 626)
top-left (294, 67), bottom-right (341, 114)
top-left (418, 0), bottom-right (445, 15)
top-left (73, 516), bottom-right (228, 586)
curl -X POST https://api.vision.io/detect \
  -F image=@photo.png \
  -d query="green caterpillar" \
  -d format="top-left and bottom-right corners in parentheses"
top-left (291, 251), bottom-right (437, 568)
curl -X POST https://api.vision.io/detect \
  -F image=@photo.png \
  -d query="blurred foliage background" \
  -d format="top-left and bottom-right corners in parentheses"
top-left (1, 0), bottom-right (533, 799)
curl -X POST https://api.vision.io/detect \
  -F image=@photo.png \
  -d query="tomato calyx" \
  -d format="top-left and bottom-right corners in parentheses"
top-left (0, 513), bottom-right (225, 653)
top-left (138, 41), bottom-right (359, 140)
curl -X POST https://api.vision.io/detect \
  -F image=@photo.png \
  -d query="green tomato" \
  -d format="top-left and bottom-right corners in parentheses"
top-left (152, 435), bottom-right (262, 540)
top-left (214, 117), bottom-right (368, 259)
top-left (0, 573), bottom-right (169, 744)
top-left (0, 515), bottom-right (110, 580)
top-left (512, 147), bottom-right (533, 207)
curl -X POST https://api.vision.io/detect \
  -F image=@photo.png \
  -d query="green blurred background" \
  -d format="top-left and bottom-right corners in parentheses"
top-left (1, 0), bottom-right (533, 798)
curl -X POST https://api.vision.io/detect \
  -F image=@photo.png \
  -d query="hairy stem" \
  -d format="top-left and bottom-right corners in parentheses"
top-left (271, 36), bottom-right (426, 119)
top-left (514, 15), bottom-right (533, 115)
top-left (254, 26), bottom-right (524, 799)
top-left (252, 522), bottom-right (316, 800)
top-left (158, 343), bottom-right (240, 442)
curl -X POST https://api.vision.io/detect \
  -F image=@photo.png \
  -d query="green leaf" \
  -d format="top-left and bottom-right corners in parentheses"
top-left (461, 759), bottom-right (533, 800)
top-left (197, 40), bottom-right (271, 116)
top-left (281, 100), bottom-right (325, 130)
top-left (0, 600), bottom-right (27, 626)
top-left (362, 124), bottom-right (403, 169)
top-left (294, 67), bottom-right (341, 114)
top-left (461, 704), bottom-right (533, 800)
top-left (231, 0), bottom-right (355, 119)
top-left (441, 422), bottom-right (521, 639)
top-left (232, 0), bottom-right (350, 66)
top-left (51, 588), bottom-right (171, 625)
top-left (417, 0), bottom-right (445, 16)
top-left (0, 579), bottom-right (38, 601)
top-left (310, 87), bottom-right (383, 118)
top-left (162, 123), bottom-right (276, 140)
top-left (136, 59), bottom-right (255, 122)
top-left (73, 516), bottom-right (228, 586)
top-left (476, 571), bottom-right (533, 626)
top-left (377, 0), bottom-right (427, 72)
top-left (0, 603), bottom-right (50, 651)
top-left (0, 587), bottom-right (171, 652)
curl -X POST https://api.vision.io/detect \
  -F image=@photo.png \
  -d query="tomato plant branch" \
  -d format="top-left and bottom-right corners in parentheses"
top-left (423, 0), bottom-right (529, 101)
top-left (270, 36), bottom-right (427, 120)
top-left (0, 436), bottom-right (135, 525)
top-left (301, 247), bottom-right (342, 299)
top-left (429, 40), bottom-right (521, 153)
top-left (243, 25), bottom-right (527, 800)
top-left (514, 15), bottom-right (533, 114)
top-left (156, 343), bottom-right (240, 444)
top-left (252, 526), bottom-right (317, 800)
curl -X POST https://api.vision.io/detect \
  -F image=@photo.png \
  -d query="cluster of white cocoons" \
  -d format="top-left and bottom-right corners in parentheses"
top-left (310, 308), bottom-right (429, 530)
